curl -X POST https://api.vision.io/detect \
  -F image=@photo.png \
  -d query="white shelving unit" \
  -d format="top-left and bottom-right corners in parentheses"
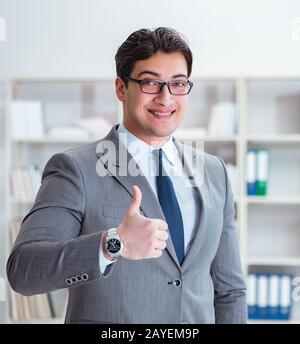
top-left (4, 78), bottom-right (121, 324)
top-left (4, 76), bottom-right (300, 323)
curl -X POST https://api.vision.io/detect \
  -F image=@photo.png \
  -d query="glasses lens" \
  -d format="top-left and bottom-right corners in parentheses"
top-left (169, 81), bottom-right (190, 95)
top-left (140, 79), bottom-right (192, 95)
top-left (141, 80), bottom-right (161, 94)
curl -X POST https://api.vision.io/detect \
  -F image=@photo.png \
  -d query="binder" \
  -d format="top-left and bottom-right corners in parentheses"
top-left (247, 273), bottom-right (293, 321)
top-left (247, 274), bottom-right (257, 319)
top-left (257, 274), bottom-right (268, 318)
top-left (246, 150), bottom-right (256, 195)
top-left (255, 149), bottom-right (269, 196)
top-left (269, 274), bottom-right (280, 319)
top-left (279, 274), bottom-right (292, 320)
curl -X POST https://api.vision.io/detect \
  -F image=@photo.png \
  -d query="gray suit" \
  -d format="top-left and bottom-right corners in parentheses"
top-left (7, 125), bottom-right (247, 324)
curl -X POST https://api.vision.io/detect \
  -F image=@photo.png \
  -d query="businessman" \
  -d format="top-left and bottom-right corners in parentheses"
top-left (7, 27), bottom-right (247, 324)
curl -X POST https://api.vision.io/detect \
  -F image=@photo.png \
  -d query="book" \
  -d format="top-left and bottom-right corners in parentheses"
top-left (10, 165), bottom-right (42, 201)
top-left (11, 101), bottom-right (44, 140)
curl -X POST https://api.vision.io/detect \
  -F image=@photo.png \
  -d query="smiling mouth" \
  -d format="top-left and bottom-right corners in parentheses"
top-left (148, 109), bottom-right (176, 118)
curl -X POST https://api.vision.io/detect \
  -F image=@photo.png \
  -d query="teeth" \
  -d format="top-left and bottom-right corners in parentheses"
top-left (151, 111), bottom-right (172, 116)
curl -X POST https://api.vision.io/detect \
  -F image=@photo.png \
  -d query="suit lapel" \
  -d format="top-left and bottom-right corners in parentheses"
top-left (173, 139), bottom-right (211, 272)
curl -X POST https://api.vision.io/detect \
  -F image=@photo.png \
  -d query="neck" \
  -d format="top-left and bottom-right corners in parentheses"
top-left (121, 122), bottom-right (171, 148)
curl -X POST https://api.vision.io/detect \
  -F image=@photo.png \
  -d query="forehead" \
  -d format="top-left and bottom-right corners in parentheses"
top-left (131, 51), bottom-right (188, 78)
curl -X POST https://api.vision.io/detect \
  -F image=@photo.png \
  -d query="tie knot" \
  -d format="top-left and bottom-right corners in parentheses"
top-left (158, 147), bottom-right (163, 162)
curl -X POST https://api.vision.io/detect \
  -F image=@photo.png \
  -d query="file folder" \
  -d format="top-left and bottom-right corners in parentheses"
top-left (257, 274), bottom-right (268, 318)
top-left (279, 274), bottom-right (292, 320)
top-left (247, 273), bottom-right (293, 321)
top-left (269, 274), bottom-right (280, 319)
top-left (248, 274), bottom-right (257, 319)
top-left (246, 149), bottom-right (256, 195)
top-left (255, 149), bottom-right (269, 196)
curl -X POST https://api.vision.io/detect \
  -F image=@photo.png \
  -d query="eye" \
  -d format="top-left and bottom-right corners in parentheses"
top-left (142, 79), bottom-right (159, 86)
top-left (172, 81), bottom-right (187, 87)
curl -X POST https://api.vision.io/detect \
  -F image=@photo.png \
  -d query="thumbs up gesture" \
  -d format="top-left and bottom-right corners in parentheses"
top-left (105, 185), bottom-right (169, 260)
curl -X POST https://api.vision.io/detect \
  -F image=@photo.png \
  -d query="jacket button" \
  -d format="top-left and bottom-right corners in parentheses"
top-left (71, 276), bottom-right (77, 284)
top-left (82, 273), bottom-right (89, 281)
top-left (76, 275), bottom-right (82, 282)
top-left (172, 278), bottom-right (182, 287)
top-left (65, 278), bottom-right (72, 285)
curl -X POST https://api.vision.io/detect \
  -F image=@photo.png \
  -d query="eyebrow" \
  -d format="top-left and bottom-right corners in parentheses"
top-left (137, 70), bottom-right (188, 79)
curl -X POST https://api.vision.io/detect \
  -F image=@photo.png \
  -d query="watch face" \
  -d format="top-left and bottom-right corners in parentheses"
top-left (107, 238), bottom-right (121, 253)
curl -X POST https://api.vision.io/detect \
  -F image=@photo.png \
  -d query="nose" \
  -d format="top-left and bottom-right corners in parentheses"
top-left (154, 84), bottom-right (173, 105)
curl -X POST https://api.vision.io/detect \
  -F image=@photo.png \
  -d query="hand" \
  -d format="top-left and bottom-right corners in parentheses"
top-left (114, 185), bottom-right (168, 260)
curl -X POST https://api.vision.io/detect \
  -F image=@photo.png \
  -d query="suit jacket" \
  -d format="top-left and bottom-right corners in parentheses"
top-left (6, 125), bottom-right (247, 324)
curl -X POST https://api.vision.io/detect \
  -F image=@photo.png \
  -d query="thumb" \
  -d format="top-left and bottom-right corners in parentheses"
top-left (127, 185), bottom-right (142, 217)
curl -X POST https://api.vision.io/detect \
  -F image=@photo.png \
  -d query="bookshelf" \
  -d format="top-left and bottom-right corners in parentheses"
top-left (4, 78), bottom-right (121, 324)
top-left (4, 76), bottom-right (300, 323)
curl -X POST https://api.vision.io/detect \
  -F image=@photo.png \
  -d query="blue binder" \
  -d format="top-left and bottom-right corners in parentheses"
top-left (278, 274), bottom-right (292, 320)
top-left (247, 273), bottom-right (293, 320)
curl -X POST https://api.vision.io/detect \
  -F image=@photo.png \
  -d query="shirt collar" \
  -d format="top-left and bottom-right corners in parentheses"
top-left (117, 122), bottom-right (176, 166)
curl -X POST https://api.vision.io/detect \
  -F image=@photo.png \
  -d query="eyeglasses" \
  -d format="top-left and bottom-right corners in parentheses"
top-left (123, 76), bottom-right (193, 95)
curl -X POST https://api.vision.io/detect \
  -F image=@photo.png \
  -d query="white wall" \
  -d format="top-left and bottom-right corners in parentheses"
top-left (1, 0), bottom-right (300, 78)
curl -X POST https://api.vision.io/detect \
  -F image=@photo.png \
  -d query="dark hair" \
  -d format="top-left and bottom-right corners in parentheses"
top-left (115, 27), bottom-right (193, 86)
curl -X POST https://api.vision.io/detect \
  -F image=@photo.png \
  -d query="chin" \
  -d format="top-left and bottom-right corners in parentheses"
top-left (151, 127), bottom-right (177, 138)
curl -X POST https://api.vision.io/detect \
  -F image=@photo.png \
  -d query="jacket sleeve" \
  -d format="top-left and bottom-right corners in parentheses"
top-left (6, 152), bottom-right (113, 296)
top-left (210, 158), bottom-right (248, 324)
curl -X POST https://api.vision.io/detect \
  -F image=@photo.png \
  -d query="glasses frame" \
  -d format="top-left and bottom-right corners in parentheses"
top-left (122, 76), bottom-right (193, 95)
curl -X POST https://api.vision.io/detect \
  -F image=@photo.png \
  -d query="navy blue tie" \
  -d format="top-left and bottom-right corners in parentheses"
top-left (156, 148), bottom-right (185, 265)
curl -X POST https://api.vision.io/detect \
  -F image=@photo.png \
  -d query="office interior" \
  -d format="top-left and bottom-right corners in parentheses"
top-left (1, 0), bottom-right (300, 324)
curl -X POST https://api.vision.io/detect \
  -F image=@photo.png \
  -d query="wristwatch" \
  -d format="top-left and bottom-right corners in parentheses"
top-left (105, 228), bottom-right (124, 259)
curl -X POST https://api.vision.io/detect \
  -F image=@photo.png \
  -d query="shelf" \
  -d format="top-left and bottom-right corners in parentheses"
top-left (203, 136), bottom-right (237, 143)
top-left (12, 135), bottom-right (239, 144)
top-left (247, 134), bottom-right (300, 144)
top-left (170, 128), bottom-right (238, 142)
top-left (11, 198), bottom-right (35, 204)
top-left (13, 136), bottom-right (238, 144)
top-left (248, 257), bottom-right (300, 266)
top-left (246, 196), bottom-right (300, 205)
top-left (12, 137), bottom-right (92, 144)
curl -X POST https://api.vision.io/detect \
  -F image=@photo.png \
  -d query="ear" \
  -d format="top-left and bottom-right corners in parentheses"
top-left (115, 76), bottom-right (126, 102)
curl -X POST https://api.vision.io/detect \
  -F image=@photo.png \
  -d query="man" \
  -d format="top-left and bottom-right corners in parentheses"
top-left (7, 27), bottom-right (247, 324)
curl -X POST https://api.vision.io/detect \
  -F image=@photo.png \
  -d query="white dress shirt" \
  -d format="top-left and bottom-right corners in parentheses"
top-left (100, 123), bottom-right (201, 273)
